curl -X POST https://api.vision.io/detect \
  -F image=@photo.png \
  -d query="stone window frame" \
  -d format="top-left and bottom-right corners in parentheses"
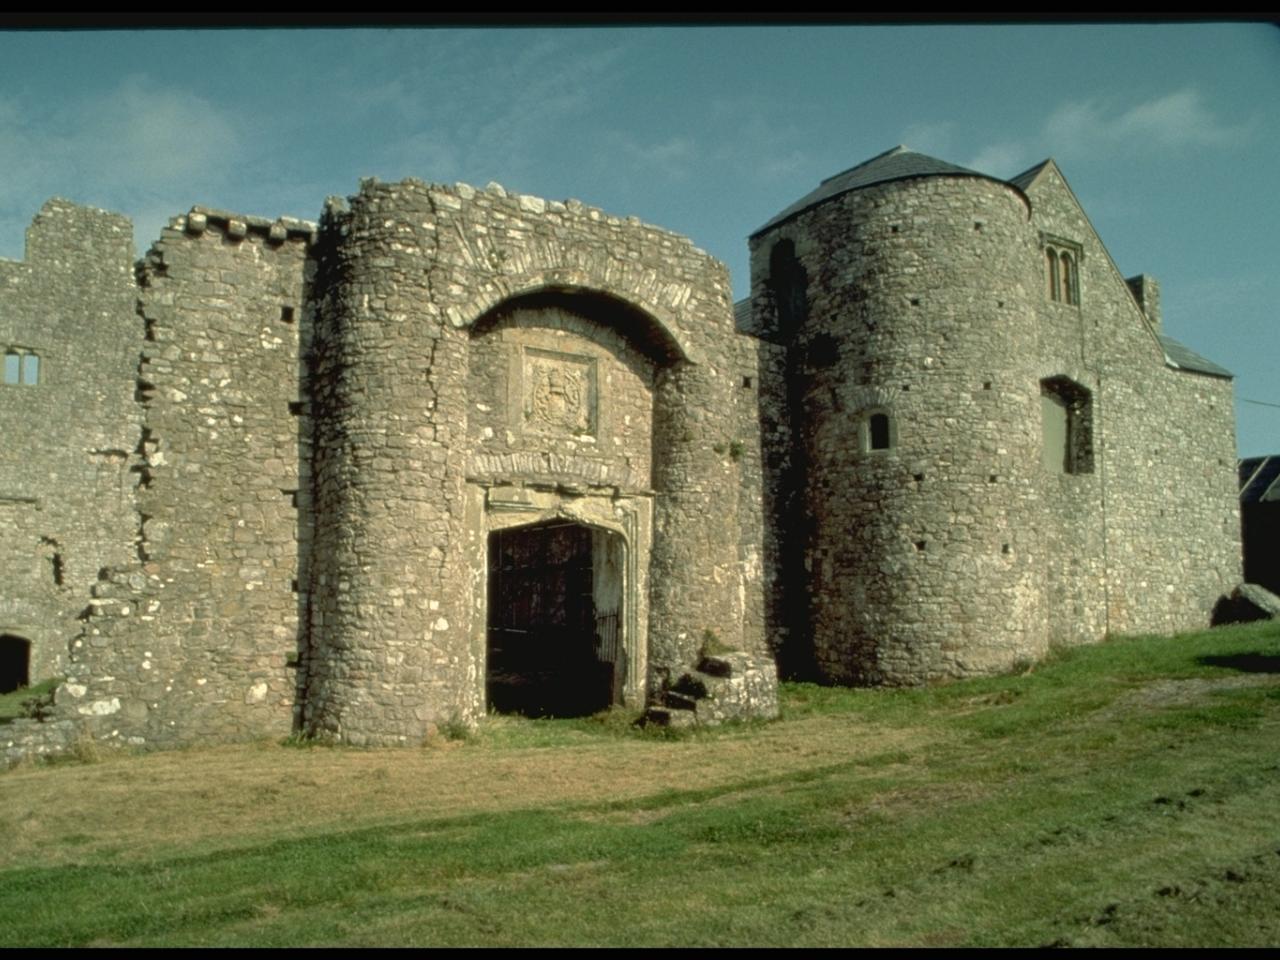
top-left (858, 407), bottom-right (897, 454)
top-left (1040, 375), bottom-right (1094, 475)
top-left (2, 347), bottom-right (40, 386)
top-left (1042, 235), bottom-right (1083, 307)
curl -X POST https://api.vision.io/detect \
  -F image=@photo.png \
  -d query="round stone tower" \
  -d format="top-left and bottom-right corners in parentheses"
top-left (751, 146), bottom-right (1049, 684)
top-left (303, 177), bottom-right (774, 744)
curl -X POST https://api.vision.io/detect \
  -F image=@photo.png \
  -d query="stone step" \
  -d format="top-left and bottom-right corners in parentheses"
top-left (663, 690), bottom-right (699, 712)
top-left (670, 673), bottom-right (708, 698)
top-left (697, 655), bottom-right (736, 678)
top-left (642, 706), bottom-right (697, 729)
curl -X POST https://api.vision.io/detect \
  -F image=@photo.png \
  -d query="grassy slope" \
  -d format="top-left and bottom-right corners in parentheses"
top-left (2, 621), bottom-right (1278, 947)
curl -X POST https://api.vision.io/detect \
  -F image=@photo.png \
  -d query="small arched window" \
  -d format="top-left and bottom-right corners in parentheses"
top-left (859, 409), bottom-right (896, 453)
top-left (0, 634), bottom-right (31, 694)
top-left (1043, 239), bottom-right (1081, 307)
top-left (1046, 249), bottom-right (1060, 301)
top-left (868, 413), bottom-right (891, 450)
top-left (1059, 252), bottom-right (1077, 306)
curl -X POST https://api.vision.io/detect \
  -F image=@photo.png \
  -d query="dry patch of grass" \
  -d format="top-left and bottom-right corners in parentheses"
top-left (1097, 674), bottom-right (1279, 716)
top-left (0, 713), bottom-right (942, 870)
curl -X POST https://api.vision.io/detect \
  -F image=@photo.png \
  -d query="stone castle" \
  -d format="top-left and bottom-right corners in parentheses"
top-left (1, 146), bottom-right (1242, 762)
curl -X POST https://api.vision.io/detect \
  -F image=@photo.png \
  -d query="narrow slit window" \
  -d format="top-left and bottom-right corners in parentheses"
top-left (1060, 252), bottom-right (1076, 306)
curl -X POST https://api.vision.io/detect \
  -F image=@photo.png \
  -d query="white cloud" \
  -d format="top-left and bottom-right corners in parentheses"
top-left (1045, 89), bottom-right (1247, 151)
top-left (965, 142), bottom-right (1030, 179)
top-left (953, 87), bottom-right (1251, 183)
top-left (82, 76), bottom-right (244, 184)
top-left (0, 75), bottom-right (248, 258)
top-left (610, 134), bottom-right (698, 181)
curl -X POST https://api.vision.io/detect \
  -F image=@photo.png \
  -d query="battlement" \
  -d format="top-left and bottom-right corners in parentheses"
top-left (170, 206), bottom-right (318, 245)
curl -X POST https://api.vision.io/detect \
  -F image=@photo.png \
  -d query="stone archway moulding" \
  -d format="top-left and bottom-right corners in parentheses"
top-left (464, 482), bottom-right (652, 711)
top-left (445, 273), bottom-right (699, 365)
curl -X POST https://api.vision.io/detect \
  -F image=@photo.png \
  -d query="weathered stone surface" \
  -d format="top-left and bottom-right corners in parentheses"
top-left (644, 652), bottom-right (780, 727)
top-left (0, 200), bottom-right (140, 689)
top-left (748, 149), bottom-right (1240, 686)
top-left (0, 145), bottom-right (1240, 765)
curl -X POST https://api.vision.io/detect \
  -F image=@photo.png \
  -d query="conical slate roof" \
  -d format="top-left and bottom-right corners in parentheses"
top-left (753, 145), bottom-right (1012, 236)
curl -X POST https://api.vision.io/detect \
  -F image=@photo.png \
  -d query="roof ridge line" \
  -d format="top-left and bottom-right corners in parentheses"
top-left (819, 145), bottom-right (911, 186)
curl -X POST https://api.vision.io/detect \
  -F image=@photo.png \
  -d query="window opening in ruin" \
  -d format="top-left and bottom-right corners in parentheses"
top-left (860, 410), bottom-right (895, 452)
top-left (0, 634), bottom-right (31, 694)
top-left (1040, 376), bottom-right (1094, 475)
top-left (486, 520), bottom-right (625, 718)
top-left (767, 238), bottom-right (808, 339)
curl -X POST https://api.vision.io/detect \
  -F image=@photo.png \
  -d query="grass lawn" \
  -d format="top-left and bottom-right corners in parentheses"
top-left (2, 620), bottom-right (1278, 947)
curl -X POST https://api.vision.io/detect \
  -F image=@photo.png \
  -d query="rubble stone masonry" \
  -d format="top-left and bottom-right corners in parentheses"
top-left (1, 149), bottom-right (1241, 763)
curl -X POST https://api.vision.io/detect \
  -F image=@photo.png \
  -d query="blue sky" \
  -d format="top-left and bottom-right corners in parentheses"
top-left (0, 23), bottom-right (1275, 456)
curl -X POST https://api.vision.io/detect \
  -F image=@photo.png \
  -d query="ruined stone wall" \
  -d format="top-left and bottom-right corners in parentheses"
top-left (305, 177), bottom-right (759, 745)
top-left (52, 208), bottom-right (313, 747)
top-left (752, 176), bottom-right (1048, 685)
top-left (1024, 166), bottom-right (1240, 638)
top-left (0, 200), bottom-right (139, 685)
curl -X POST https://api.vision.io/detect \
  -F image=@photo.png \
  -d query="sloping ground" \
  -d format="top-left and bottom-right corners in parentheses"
top-left (1, 713), bottom-right (937, 869)
top-left (1, 620), bottom-right (1278, 947)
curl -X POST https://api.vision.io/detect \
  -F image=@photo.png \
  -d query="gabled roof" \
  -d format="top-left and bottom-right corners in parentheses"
top-left (753, 146), bottom-right (1023, 237)
top-left (1240, 456), bottom-right (1280, 504)
top-left (1157, 333), bottom-right (1234, 379)
top-left (1007, 159), bottom-right (1052, 192)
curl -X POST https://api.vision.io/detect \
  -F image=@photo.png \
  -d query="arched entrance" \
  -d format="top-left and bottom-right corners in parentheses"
top-left (0, 634), bottom-right (31, 694)
top-left (486, 519), bottom-right (626, 717)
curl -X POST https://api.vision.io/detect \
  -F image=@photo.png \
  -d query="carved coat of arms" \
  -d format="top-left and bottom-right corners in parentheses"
top-left (524, 355), bottom-right (593, 435)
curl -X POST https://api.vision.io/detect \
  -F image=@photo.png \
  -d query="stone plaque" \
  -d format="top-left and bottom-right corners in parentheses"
top-left (522, 348), bottom-right (596, 437)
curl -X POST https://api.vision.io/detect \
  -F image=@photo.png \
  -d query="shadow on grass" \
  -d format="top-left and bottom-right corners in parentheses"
top-left (1196, 653), bottom-right (1280, 674)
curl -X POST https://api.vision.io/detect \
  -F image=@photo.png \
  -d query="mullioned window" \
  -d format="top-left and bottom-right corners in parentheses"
top-left (1042, 237), bottom-right (1082, 307)
top-left (3, 348), bottom-right (40, 386)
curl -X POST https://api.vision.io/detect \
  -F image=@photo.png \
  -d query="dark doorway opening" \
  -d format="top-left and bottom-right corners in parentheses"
top-left (487, 521), bottom-right (624, 717)
top-left (0, 634), bottom-right (31, 694)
